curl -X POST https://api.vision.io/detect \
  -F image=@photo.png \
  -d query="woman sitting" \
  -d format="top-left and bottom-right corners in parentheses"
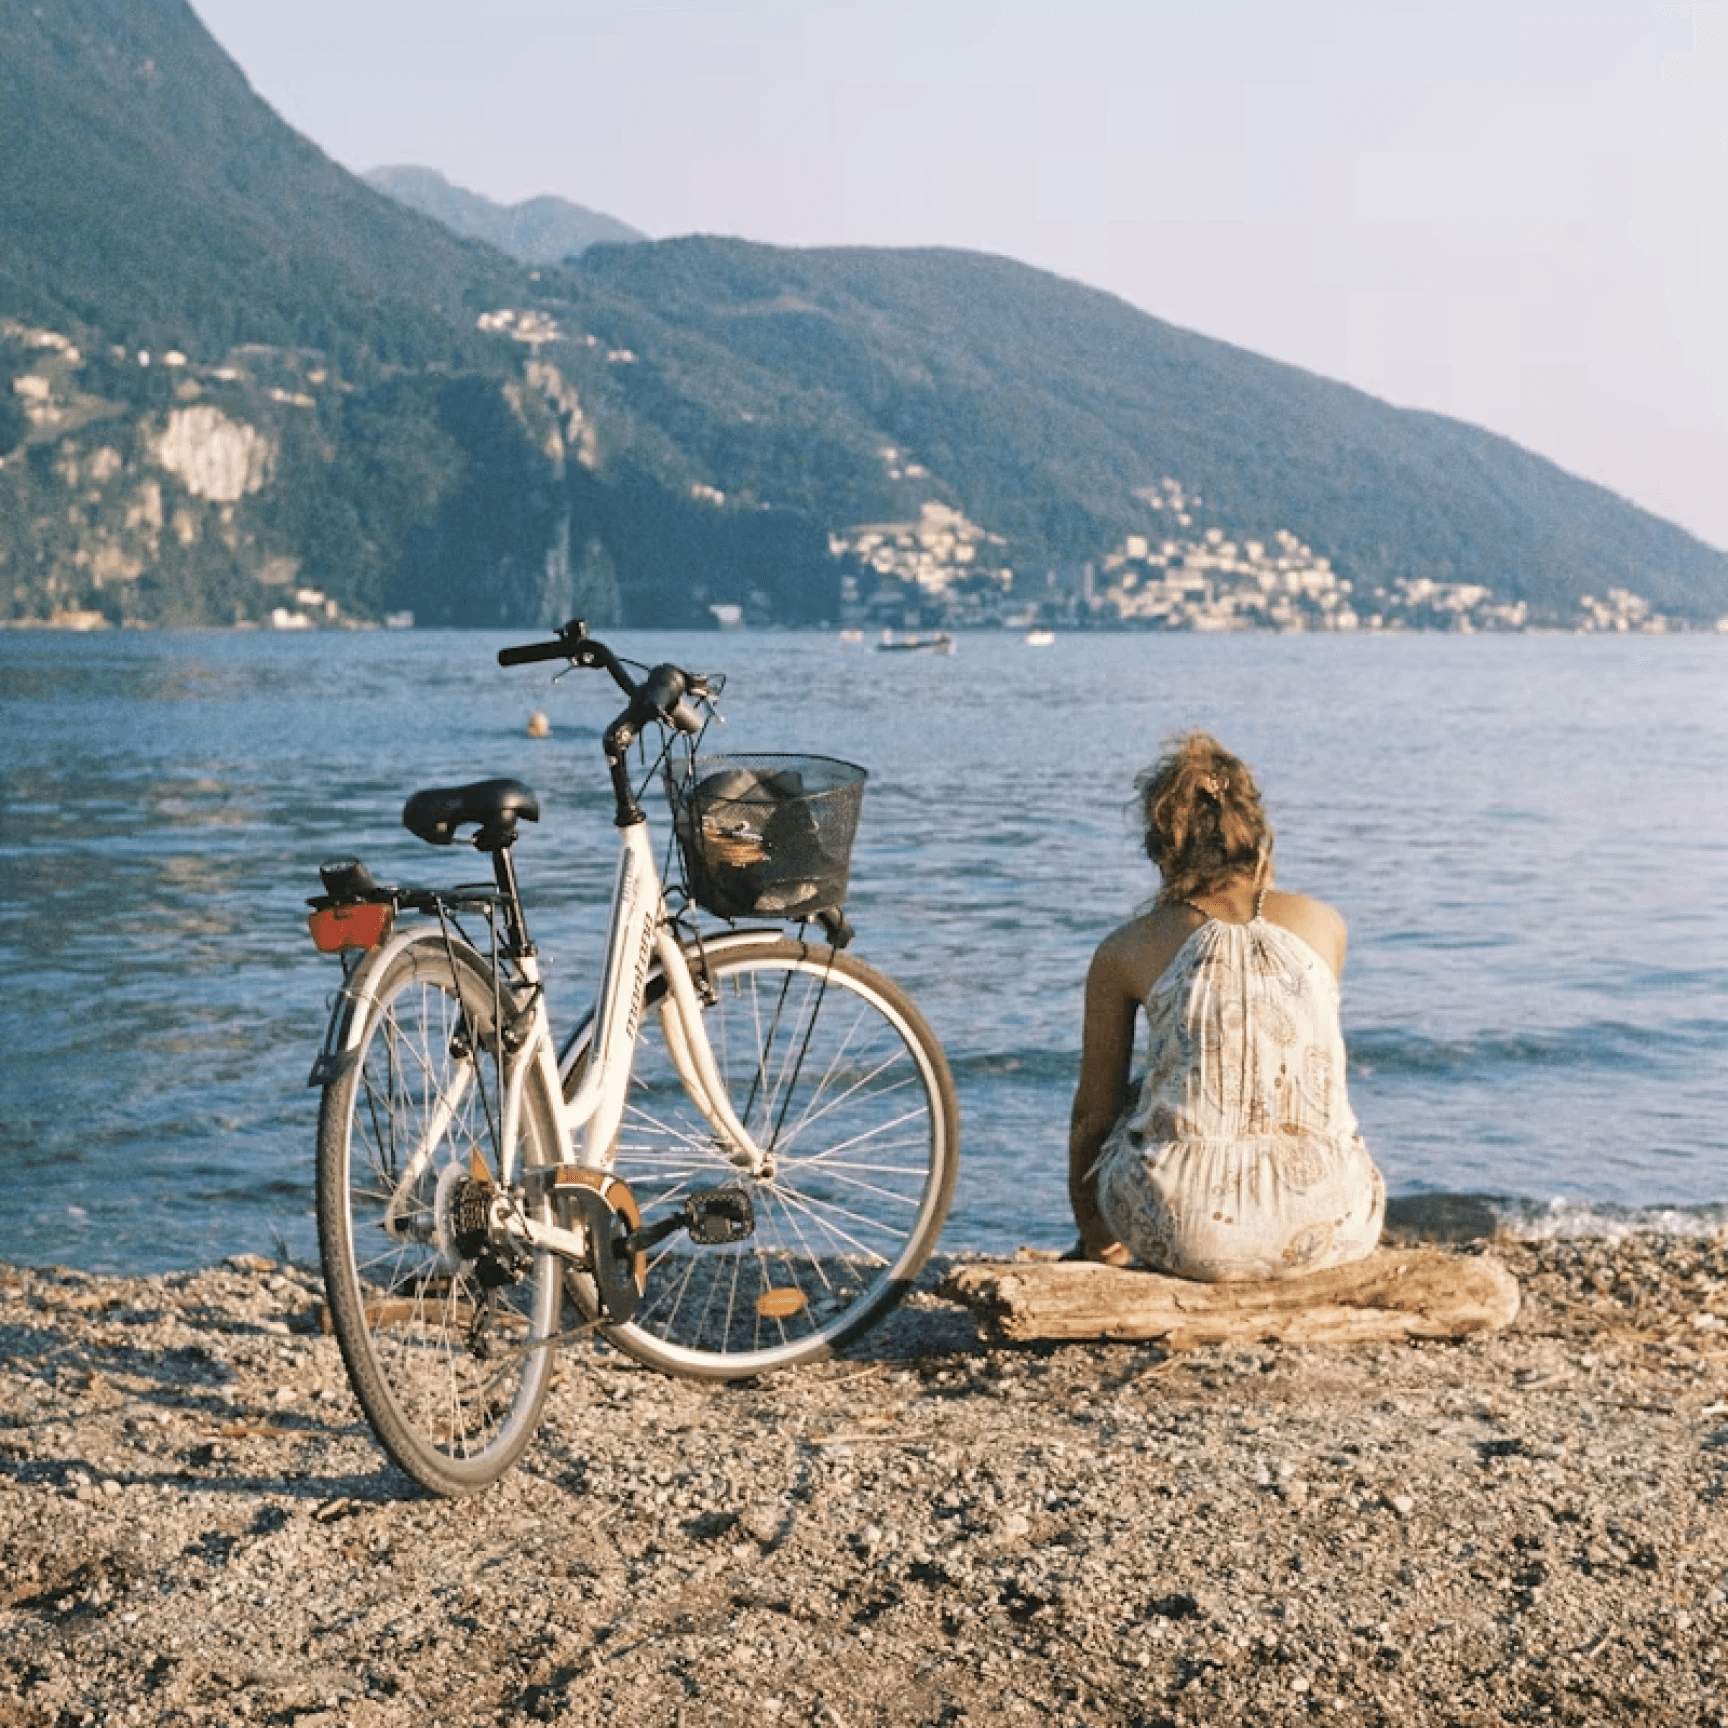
top-left (1069, 733), bottom-right (1384, 1279)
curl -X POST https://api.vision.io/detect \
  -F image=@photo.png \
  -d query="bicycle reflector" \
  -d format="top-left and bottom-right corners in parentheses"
top-left (307, 902), bottom-right (394, 953)
top-left (755, 1287), bottom-right (809, 1320)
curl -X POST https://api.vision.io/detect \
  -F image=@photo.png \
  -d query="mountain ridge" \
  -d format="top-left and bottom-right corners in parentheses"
top-left (2, 0), bottom-right (1723, 632)
top-left (0, 0), bottom-right (520, 365)
top-left (562, 236), bottom-right (1728, 622)
top-left (363, 166), bottom-right (647, 265)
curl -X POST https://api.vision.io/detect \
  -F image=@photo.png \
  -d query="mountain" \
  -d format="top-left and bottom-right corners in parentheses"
top-left (0, 0), bottom-right (594, 629)
top-left (564, 238), bottom-right (1728, 626)
top-left (0, 0), bottom-right (519, 365)
top-left (2, 0), bottom-right (1725, 634)
top-left (364, 167), bottom-right (646, 265)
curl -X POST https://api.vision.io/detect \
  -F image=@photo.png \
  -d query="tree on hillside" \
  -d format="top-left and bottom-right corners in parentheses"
top-left (0, 344), bottom-right (28, 455)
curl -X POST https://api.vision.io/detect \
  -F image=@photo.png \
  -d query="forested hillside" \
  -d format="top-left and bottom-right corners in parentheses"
top-left (3, 0), bottom-right (1724, 632)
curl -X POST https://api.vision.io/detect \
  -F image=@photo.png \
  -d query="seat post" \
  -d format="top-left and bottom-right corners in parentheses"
top-left (489, 842), bottom-right (534, 957)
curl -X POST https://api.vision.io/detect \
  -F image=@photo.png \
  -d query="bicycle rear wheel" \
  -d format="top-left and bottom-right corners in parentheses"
top-left (316, 932), bottom-right (561, 1494)
top-left (567, 936), bottom-right (959, 1379)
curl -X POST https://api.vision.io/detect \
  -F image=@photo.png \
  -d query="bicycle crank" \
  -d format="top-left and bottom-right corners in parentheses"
top-left (550, 1169), bottom-right (647, 1323)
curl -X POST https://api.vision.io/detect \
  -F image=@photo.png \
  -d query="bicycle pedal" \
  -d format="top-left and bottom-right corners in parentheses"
top-left (684, 1186), bottom-right (754, 1245)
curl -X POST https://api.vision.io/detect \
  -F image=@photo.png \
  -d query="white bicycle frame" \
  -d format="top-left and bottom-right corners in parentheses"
top-left (506, 816), bottom-right (771, 1264)
top-left (319, 813), bottom-right (772, 1265)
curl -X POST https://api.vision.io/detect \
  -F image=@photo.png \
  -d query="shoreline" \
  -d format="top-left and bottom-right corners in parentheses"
top-left (18, 1192), bottom-right (1728, 1290)
top-left (8, 618), bottom-right (1728, 637)
top-left (3, 1226), bottom-right (1726, 1726)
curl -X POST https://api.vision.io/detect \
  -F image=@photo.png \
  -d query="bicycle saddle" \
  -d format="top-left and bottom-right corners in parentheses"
top-left (402, 777), bottom-right (540, 850)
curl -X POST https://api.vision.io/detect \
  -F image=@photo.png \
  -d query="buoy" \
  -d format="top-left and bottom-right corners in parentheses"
top-left (527, 711), bottom-right (551, 739)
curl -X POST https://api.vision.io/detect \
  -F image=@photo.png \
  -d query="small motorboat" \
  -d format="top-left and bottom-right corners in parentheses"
top-left (877, 630), bottom-right (955, 654)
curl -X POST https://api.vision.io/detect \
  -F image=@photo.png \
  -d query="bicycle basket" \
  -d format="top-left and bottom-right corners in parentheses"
top-left (669, 754), bottom-right (867, 922)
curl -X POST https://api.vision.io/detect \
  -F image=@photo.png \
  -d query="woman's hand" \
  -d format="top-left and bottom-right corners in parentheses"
top-left (1062, 1235), bottom-right (1132, 1267)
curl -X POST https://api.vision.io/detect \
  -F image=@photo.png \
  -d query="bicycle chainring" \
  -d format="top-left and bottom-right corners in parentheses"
top-left (551, 1169), bottom-right (646, 1323)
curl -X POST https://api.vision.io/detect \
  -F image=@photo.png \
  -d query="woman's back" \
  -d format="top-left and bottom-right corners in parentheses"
top-left (1067, 731), bottom-right (1384, 1279)
top-left (1128, 909), bottom-right (1357, 1149)
top-left (1090, 893), bottom-right (1384, 1281)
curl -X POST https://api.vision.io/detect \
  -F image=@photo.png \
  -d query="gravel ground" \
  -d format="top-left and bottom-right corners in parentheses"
top-left (3, 1227), bottom-right (1727, 1727)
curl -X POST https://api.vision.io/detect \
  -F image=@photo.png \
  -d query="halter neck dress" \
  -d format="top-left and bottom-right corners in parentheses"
top-left (1091, 897), bottom-right (1385, 1281)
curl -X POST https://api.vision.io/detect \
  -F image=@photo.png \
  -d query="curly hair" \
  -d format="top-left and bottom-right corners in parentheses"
top-left (1136, 732), bottom-right (1273, 906)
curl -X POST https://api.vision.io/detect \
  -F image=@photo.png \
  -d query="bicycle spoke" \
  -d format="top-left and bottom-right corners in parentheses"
top-left (317, 936), bottom-right (560, 1496)
top-left (589, 940), bottom-right (957, 1378)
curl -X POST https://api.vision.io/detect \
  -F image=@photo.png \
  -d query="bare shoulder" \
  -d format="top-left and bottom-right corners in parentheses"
top-left (1091, 905), bottom-right (1202, 1000)
top-left (1261, 889), bottom-right (1348, 976)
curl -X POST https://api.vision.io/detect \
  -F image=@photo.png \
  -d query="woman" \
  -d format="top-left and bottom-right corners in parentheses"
top-left (1069, 733), bottom-right (1384, 1279)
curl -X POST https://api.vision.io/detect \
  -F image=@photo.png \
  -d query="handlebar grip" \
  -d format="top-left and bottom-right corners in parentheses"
top-left (634, 663), bottom-right (690, 724)
top-left (497, 638), bottom-right (576, 667)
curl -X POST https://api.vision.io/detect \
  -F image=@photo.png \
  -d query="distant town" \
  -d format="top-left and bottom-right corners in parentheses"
top-left (28, 514), bottom-right (1712, 635)
top-left (828, 484), bottom-right (1718, 637)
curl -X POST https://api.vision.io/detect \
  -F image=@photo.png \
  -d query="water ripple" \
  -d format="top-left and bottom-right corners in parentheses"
top-left (4, 627), bottom-right (1726, 1271)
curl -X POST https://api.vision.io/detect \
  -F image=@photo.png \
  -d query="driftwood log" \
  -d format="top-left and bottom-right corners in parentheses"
top-left (940, 1247), bottom-right (1520, 1347)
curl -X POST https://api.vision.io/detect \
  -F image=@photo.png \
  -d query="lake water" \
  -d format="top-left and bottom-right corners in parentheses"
top-left (2, 626), bottom-right (1725, 1276)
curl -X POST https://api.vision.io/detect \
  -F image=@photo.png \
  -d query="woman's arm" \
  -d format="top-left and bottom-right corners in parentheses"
top-left (1068, 936), bottom-right (1140, 1263)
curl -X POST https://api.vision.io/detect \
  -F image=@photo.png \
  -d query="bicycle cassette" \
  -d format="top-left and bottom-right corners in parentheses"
top-left (550, 1169), bottom-right (646, 1323)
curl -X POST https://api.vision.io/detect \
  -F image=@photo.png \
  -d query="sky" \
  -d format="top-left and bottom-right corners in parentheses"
top-left (189, 0), bottom-right (1728, 551)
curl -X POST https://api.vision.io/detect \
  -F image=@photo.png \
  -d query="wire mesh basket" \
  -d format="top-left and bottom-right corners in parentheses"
top-left (668, 754), bottom-right (867, 922)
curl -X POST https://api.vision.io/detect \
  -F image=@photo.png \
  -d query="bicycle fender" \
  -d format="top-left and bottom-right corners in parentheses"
top-left (669, 925), bottom-right (831, 977)
top-left (307, 927), bottom-right (491, 1088)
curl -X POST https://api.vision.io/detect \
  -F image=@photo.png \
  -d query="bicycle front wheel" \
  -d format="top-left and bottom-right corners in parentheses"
top-left (316, 932), bottom-right (561, 1495)
top-left (573, 936), bottom-right (959, 1379)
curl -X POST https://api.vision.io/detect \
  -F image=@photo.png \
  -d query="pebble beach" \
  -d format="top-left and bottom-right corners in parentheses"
top-left (3, 1221), bottom-right (1726, 1727)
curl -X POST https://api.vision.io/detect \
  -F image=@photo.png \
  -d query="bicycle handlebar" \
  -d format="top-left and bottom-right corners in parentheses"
top-left (498, 619), bottom-right (713, 817)
top-left (635, 664), bottom-right (706, 735)
top-left (496, 636), bottom-right (578, 667)
top-left (499, 620), bottom-right (708, 718)
top-left (497, 619), bottom-right (635, 694)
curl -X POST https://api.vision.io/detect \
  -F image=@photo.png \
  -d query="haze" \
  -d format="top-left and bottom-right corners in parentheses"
top-left (189, 0), bottom-right (1727, 551)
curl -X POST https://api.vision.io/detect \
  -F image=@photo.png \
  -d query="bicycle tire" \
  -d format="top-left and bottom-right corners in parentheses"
top-left (564, 936), bottom-right (959, 1379)
top-left (316, 931), bottom-right (561, 1494)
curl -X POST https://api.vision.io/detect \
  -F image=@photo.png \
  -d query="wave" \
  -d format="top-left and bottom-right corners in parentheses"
top-left (1387, 1190), bottom-right (1728, 1242)
top-left (945, 1047), bottom-right (1079, 1085)
top-left (1494, 1194), bottom-right (1728, 1241)
top-left (949, 1021), bottom-right (1727, 1087)
top-left (1347, 1019), bottom-right (1723, 1077)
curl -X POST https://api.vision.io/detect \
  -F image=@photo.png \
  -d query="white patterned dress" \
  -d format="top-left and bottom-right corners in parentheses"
top-left (1091, 912), bottom-right (1384, 1281)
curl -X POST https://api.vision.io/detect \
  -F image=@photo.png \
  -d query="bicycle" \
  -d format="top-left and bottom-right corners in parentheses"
top-left (305, 620), bottom-right (959, 1495)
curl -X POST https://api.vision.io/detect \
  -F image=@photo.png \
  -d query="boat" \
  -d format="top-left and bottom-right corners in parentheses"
top-left (1024, 629), bottom-right (1055, 647)
top-left (877, 630), bottom-right (955, 654)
